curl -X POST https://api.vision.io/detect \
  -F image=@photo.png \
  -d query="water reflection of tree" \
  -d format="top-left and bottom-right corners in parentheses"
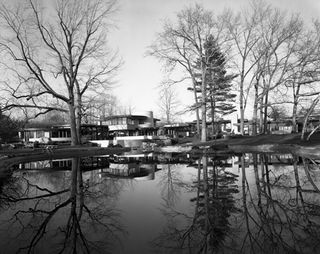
top-left (0, 158), bottom-right (126, 254)
top-left (158, 163), bottom-right (183, 207)
top-left (154, 154), bottom-right (239, 253)
top-left (238, 154), bottom-right (320, 254)
top-left (0, 172), bottom-right (21, 209)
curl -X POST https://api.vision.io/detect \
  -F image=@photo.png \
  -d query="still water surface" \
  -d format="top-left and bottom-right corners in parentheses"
top-left (0, 152), bottom-right (320, 253)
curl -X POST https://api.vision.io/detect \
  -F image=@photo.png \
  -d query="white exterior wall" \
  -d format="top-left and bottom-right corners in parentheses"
top-left (91, 135), bottom-right (159, 148)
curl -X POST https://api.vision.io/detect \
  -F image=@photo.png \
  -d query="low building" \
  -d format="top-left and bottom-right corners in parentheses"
top-left (160, 123), bottom-right (195, 138)
top-left (19, 124), bottom-right (109, 143)
top-left (101, 111), bottom-right (159, 137)
top-left (233, 117), bottom-right (315, 135)
top-left (269, 120), bottom-right (294, 134)
top-left (93, 111), bottom-right (161, 148)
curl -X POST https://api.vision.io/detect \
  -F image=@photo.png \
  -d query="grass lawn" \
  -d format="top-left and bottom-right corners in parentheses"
top-left (188, 132), bottom-right (320, 147)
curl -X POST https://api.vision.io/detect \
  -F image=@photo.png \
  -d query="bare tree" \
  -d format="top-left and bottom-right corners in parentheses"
top-left (258, 11), bottom-right (303, 133)
top-left (226, 1), bottom-right (315, 135)
top-left (0, 0), bottom-right (121, 145)
top-left (83, 93), bottom-right (121, 123)
top-left (284, 21), bottom-right (320, 133)
top-left (157, 81), bottom-right (180, 123)
top-left (225, 1), bottom-right (269, 135)
top-left (300, 95), bottom-right (320, 140)
top-left (148, 4), bottom-right (230, 141)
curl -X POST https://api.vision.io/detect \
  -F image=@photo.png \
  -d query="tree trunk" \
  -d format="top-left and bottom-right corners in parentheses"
top-left (252, 83), bottom-right (259, 135)
top-left (301, 96), bottom-right (319, 140)
top-left (263, 91), bottom-right (269, 134)
top-left (292, 83), bottom-right (301, 133)
top-left (192, 80), bottom-right (201, 138)
top-left (68, 103), bottom-right (80, 146)
top-left (292, 98), bottom-right (298, 133)
top-left (259, 98), bottom-right (264, 134)
top-left (201, 73), bottom-right (207, 142)
top-left (76, 93), bottom-right (82, 144)
top-left (239, 81), bottom-right (245, 135)
top-left (292, 95), bottom-right (298, 133)
top-left (210, 95), bottom-right (215, 136)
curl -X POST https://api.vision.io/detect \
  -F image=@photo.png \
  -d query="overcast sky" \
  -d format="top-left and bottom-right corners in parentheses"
top-left (109, 0), bottom-right (320, 119)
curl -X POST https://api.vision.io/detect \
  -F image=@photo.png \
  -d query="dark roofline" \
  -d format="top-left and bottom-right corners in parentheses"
top-left (21, 123), bottom-right (107, 131)
top-left (103, 114), bottom-right (145, 120)
top-left (103, 114), bottom-right (160, 121)
top-left (188, 119), bottom-right (231, 124)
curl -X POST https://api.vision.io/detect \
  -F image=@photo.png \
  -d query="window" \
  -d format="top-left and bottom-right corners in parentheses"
top-left (127, 118), bottom-right (135, 125)
top-left (58, 130), bottom-right (71, 137)
top-left (36, 131), bottom-right (44, 138)
top-left (52, 130), bottom-right (58, 138)
top-left (27, 131), bottom-right (35, 139)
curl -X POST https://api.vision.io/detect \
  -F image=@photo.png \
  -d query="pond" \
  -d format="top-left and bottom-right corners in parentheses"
top-left (0, 151), bottom-right (320, 254)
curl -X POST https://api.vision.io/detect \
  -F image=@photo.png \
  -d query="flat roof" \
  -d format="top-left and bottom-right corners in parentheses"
top-left (21, 123), bottom-right (108, 131)
top-left (103, 115), bottom-right (160, 121)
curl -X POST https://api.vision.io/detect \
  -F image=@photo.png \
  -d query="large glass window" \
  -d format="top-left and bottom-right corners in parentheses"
top-left (36, 131), bottom-right (44, 138)
top-left (58, 129), bottom-right (71, 137)
top-left (127, 118), bottom-right (135, 124)
top-left (52, 130), bottom-right (58, 138)
top-left (27, 131), bottom-right (35, 139)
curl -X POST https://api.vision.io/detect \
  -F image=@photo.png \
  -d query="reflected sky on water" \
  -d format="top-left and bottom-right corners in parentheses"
top-left (0, 152), bottom-right (320, 253)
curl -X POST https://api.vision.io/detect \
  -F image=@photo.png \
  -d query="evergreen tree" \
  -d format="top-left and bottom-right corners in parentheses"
top-left (191, 35), bottom-right (237, 135)
top-left (0, 112), bottom-right (20, 143)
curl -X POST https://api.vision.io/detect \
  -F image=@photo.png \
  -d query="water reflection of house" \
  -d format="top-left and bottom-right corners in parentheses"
top-left (99, 152), bottom-right (161, 180)
top-left (234, 154), bottom-right (294, 168)
top-left (19, 124), bottom-right (108, 143)
top-left (18, 154), bottom-right (158, 180)
top-left (99, 163), bottom-right (157, 180)
top-left (19, 157), bottom-right (110, 171)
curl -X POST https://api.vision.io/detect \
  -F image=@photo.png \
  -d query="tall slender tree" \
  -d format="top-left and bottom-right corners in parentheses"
top-left (225, 1), bottom-right (267, 135)
top-left (158, 82), bottom-right (180, 124)
top-left (191, 35), bottom-right (236, 136)
top-left (204, 36), bottom-right (237, 134)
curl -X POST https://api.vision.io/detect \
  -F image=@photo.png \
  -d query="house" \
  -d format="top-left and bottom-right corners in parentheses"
top-left (93, 111), bottom-right (161, 148)
top-left (268, 120), bottom-right (295, 134)
top-left (234, 115), bottom-right (320, 135)
top-left (101, 111), bottom-right (159, 137)
top-left (207, 119), bottom-right (232, 134)
top-left (19, 124), bottom-right (109, 143)
top-left (159, 119), bottom-right (232, 139)
top-left (160, 123), bottom-right (195, 138)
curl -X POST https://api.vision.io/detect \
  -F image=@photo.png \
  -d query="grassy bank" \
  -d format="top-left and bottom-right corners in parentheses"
top-left (188, 133), bottom-right (320, 158)
top-left (189, 133), bottom-right (320, 147)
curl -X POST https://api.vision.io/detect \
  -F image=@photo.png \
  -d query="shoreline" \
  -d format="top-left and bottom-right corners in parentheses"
top-left (181, 133), bottom-right (320, 158)
top-left (0, 146), bottom-right (130, 170)
top-left (1, 133), bottom-right (320, 171)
